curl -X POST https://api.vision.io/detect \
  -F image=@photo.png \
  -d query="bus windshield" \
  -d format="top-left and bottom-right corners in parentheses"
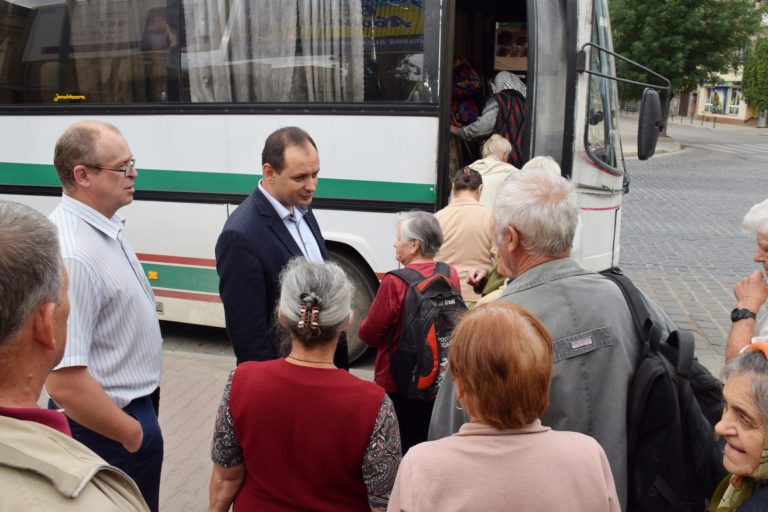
top-left (0, 0), bottom-right (440, 104)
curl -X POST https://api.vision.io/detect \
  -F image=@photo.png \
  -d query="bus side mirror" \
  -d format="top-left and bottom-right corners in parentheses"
top-left (637, 88), bottom-right (663, 161)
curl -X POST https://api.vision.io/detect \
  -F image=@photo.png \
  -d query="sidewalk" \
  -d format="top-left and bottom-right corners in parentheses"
top-left (620, 115), bottom-right (681, 158)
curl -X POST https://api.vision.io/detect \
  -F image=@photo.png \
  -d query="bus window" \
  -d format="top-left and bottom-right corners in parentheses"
top-left (0, 0), bottom-right (440, 105)
top-left (585, 1), bottom-right (622, 172)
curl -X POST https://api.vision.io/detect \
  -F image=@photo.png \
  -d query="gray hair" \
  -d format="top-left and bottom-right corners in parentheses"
top-left (482, 134), bottom-right (512, 159)
top-left (399, 211), bottom-right (443, 258)
top-left (723, 350), bottom-right (768, 425)
top-left (0, 201), bottom-right (62, 343)
top-left (493, 169), bottom-right (578, 257)
top-left (277, 258), bottom-right (352, 346)
top-left (522, 156), bottom-right (562, 179)
top-left (743, 198), bottom-right (768, 237)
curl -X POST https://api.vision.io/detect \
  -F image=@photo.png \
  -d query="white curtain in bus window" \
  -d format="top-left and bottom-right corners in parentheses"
top-left (183, 0), bottom-right (364, 102)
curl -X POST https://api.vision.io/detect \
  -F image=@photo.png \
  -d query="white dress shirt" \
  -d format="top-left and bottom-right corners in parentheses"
top-left (258, 181), bottom-right (323, 262)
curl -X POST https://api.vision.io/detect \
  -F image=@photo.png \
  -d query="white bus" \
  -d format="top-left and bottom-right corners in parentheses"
top-left (0, 0), bottom-right (662, 359)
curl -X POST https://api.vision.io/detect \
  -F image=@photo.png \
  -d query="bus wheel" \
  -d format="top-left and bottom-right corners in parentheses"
top-left (327, 248), bottom-right (377, 363)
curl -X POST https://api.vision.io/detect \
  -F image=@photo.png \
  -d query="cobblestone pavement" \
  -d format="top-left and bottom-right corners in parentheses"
top-left (620, 144), bottom-right (766, 375)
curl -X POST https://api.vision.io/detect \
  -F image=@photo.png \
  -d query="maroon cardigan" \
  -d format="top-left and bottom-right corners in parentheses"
top-left (229, 359), bottom-right (383, 511)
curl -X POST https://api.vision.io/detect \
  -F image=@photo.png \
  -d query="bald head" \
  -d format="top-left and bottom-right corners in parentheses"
top-left (54, 120), bottom-right (122, 189)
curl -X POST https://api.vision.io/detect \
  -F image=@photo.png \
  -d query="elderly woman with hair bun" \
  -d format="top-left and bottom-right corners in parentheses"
top-left (208, 258), bottom-right (401, 512)
top-left (710, 342), bottom-right (768, 511)
top-left (435, 167), bottom-right (495, 304)
top-left (388, 302), bottom-right (620, 512)
top-left (359, 211), bottom-right (461, 454)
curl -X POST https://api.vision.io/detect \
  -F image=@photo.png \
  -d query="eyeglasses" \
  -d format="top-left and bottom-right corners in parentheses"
top-left (84, 158), bottom-right (136, 176)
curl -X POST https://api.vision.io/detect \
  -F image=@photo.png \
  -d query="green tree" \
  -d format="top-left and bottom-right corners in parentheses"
top-left (610, 0), bottom-right (764, 97)
top-left (743, 38), bottom-right (768, 115)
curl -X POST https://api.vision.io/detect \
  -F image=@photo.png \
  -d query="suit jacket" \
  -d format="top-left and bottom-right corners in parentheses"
top-left (216, 188), bottom-right (347, 366)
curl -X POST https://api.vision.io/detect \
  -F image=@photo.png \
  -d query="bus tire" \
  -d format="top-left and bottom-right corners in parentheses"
top-left (327, 247), bottom-right (377, 363)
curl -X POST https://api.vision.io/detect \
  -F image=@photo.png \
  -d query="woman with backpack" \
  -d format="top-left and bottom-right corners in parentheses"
top-left (387, 302), bottom-right (620, 511)
top-left (359, 211), bottom-right (462, 454)
top-left (709, 342), bottom-right (768, 511)
top-left (208, 259), bottom-right (401, 511)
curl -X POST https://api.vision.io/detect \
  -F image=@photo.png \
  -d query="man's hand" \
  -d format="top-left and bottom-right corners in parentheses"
top-left (122, 417), bottom-right (144, 453)
top-left (466, 268), bottom-right (487, 287)
top-left (450, 125), bottom-right (459, 136)
top-left (735, 271), bottom-right (768, 313)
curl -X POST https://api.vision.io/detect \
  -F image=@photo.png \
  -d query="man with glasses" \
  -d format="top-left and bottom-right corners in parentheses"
top-left (46, 120), bottom-right (163, 512)
top-left (216, 126), bottom-right (347, 367)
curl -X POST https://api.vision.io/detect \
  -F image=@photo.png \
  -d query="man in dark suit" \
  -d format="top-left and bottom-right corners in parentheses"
top-left (215, 127), bottom-right (347, 367)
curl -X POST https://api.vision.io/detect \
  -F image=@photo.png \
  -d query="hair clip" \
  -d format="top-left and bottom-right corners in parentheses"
top-left (309, 307), bottom-right (320, 335)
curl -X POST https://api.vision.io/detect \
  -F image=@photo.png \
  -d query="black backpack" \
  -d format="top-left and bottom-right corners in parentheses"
top-left (387, 263), bottom-right (467, 402)
top-left (603, 269), bottom-right (726, 512)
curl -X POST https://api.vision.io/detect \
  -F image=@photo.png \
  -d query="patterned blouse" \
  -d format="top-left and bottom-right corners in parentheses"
top-left (211, 368), bottom-right (401, 509)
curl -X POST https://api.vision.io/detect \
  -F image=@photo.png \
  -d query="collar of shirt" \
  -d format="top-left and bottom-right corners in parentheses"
top-left (60, 194), bottom-right (125, 240)
top-left (258, 180), bottom-right (309, 223)
top-left (0, 405), bottom-right (72, 436)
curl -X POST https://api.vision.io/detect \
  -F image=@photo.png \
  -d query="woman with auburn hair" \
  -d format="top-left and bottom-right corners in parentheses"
top-left (387, 302), bottom-right (619, 512)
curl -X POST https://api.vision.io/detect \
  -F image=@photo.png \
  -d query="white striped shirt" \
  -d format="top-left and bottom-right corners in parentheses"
top-left (50, 195), bottom-right (163, 408)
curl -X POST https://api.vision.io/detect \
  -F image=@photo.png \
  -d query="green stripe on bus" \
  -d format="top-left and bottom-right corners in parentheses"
top-left (141, 263), bottom-right (220, 295)
top-left (0, 162), bottom-right (436, 202)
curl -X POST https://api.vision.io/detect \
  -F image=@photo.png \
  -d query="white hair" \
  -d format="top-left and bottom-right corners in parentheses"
top-left (522, 156), bottom-right (562, 179)
top-left (493, 170), bottom-right (578, 257)
top-left (743, 198), bottom-right (768, 237)
top-left (399, 211), bottom-right (443, 258)
top-left (482, 134), bottom-right (512, 159)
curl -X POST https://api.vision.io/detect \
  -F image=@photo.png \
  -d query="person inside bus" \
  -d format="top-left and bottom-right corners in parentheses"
top-left (215, 126), bottom-right (348, 368)
top-left (468, 133), bottom-right (519, 208)
top-left (359, 211), bottom-right (461, 454)
top-left (208, 258), bottom-right (401, 512)
top-left (725, 198), bottom-right (768, 362)
top-left (388, 302), bottom-right (619, 511)
top-left (450, 71), bottom-right (527, 167)
top-left (434, 168), bottom-right (495, 305)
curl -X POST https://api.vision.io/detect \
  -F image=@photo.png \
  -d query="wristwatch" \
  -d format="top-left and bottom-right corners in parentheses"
top-left (731, 308), bottom-right (757, 322)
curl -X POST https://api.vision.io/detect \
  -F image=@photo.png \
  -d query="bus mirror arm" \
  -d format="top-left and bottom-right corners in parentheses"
top-left (576, 44), bottom-right (671, 161)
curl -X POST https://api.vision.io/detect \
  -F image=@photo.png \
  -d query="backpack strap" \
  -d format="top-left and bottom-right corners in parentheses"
top-left (434, 262), bottom-right (451, 280)
top-left (602, 269), bottom-right (661, 353)
top-left (670, 329), bottom-right (696, 379)
top-left (387, 267), bottom-right (425, 286)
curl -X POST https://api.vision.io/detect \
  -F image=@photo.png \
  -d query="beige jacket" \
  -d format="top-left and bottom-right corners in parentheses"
top-left (468, 156), bottom-right (518, 208)
top-left (0, 415), bottom-right (148, 511)
top-left (435, 197), bottom-right (495, 302)
top-left (388, 421), bottom-right (619, 512)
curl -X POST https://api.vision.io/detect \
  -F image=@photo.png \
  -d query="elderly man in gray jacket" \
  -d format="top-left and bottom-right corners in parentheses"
top-left (429, 169), bottom-right (674, 511)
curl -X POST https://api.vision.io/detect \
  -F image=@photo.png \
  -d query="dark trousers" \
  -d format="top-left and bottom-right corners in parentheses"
top-left (50, 389), bottom-right (164, 512)
top-left (387, 391), bottom-right (435, 455)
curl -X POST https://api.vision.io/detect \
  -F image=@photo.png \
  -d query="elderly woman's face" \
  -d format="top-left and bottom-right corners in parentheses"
top-left (715, 373), bottom-right (766, 479)
top-left (754, 234), bottom-right (768, 274)
top-left (394, 224), bottom-right (417, 264)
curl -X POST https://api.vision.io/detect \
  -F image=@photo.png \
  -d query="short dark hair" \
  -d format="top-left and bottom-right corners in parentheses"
top-left (261, 127), bottom-right (317, 172)
top-left (452, 167), bottom-right (483, 192)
